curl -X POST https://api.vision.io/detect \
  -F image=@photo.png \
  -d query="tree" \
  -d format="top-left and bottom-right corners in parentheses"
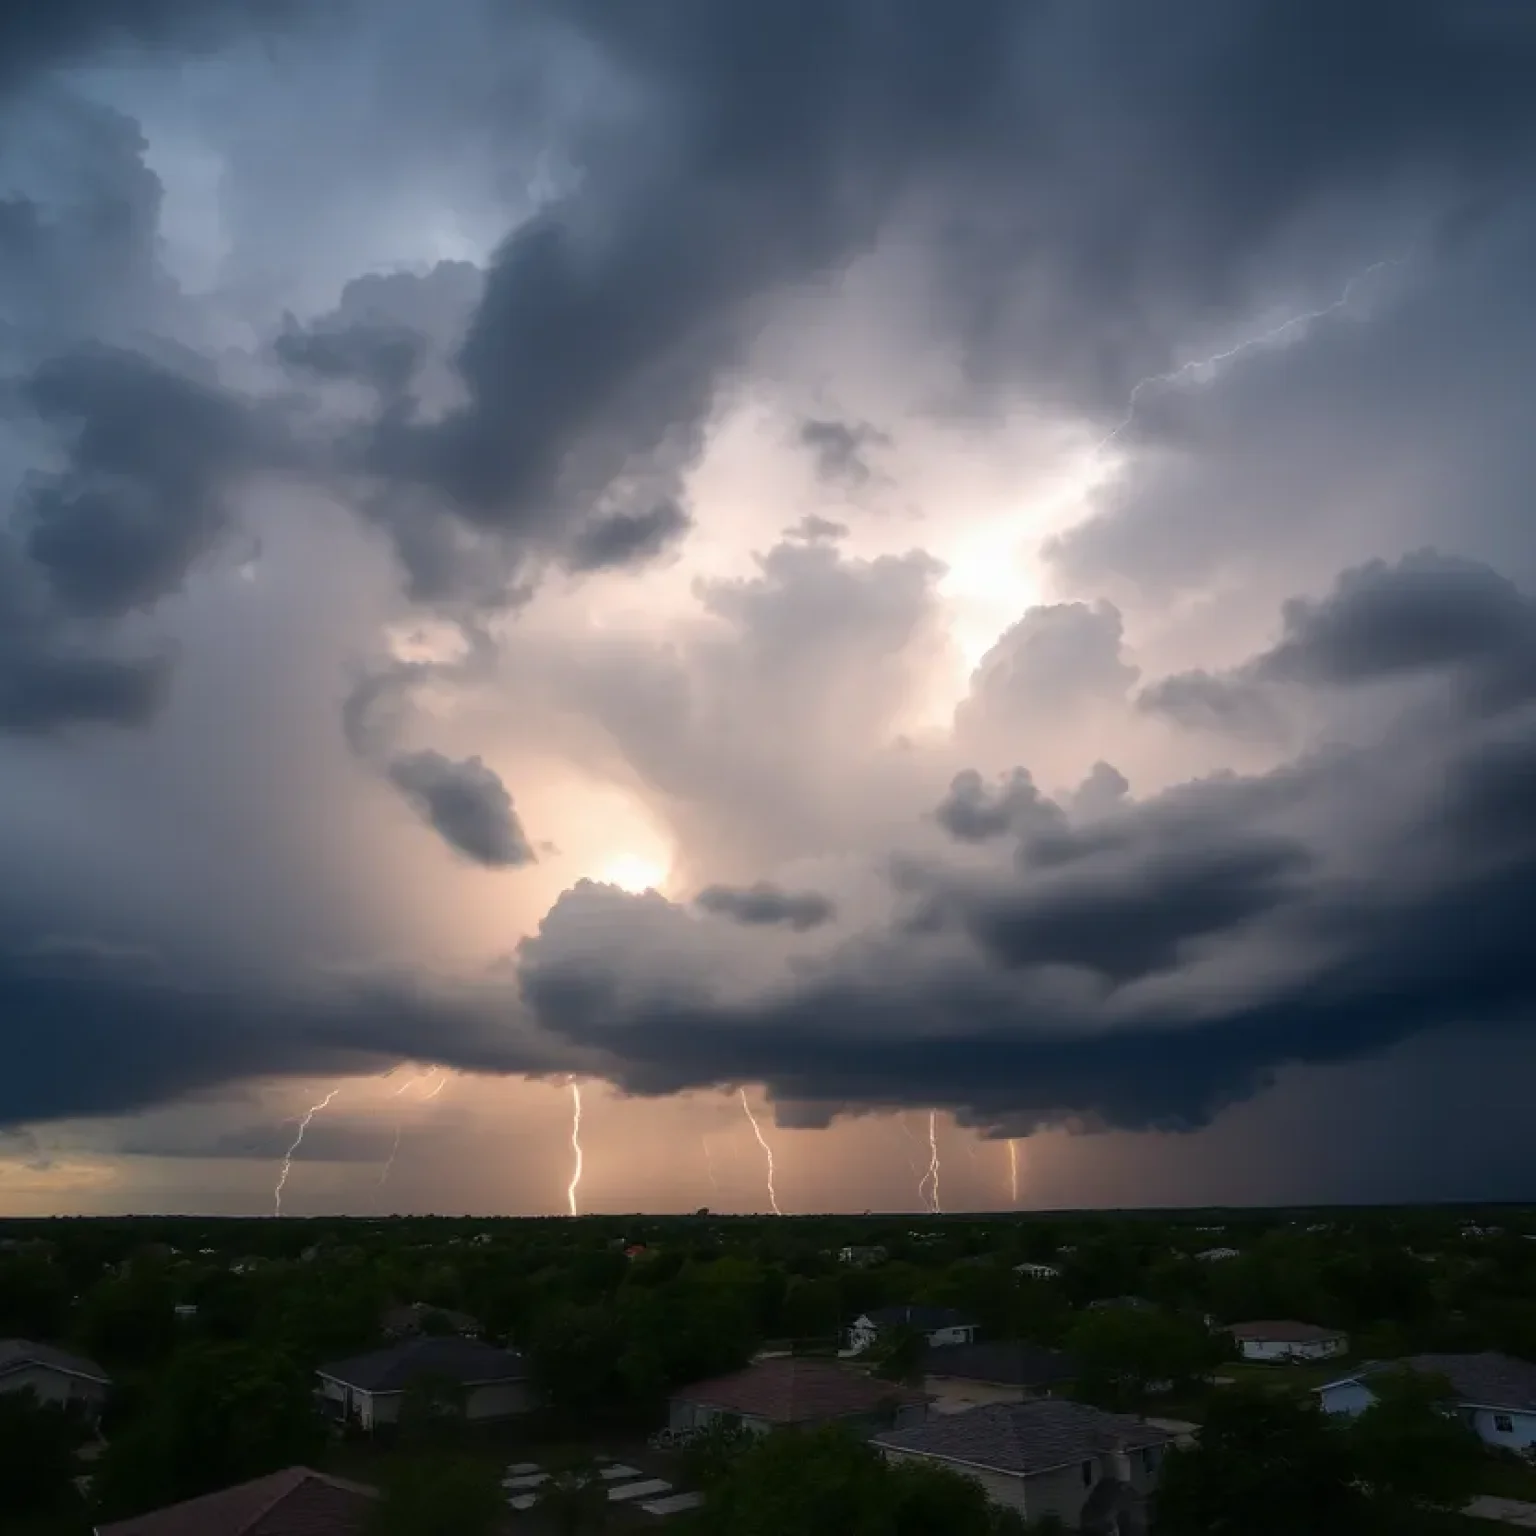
top-left (872, 1324), bottom-right (928, 1385)
top-left (91, 1343), bottom-right (325, 1521)
top-left (1152, 1387), bottom-right (1363, 1536)
top-left (1066, 1308), bottom-right (1216, 1413)
top-left (368, 1454), bottom-right (504, 1536)
top-left (396, 1371), bottom-right (469, 1451)
top-left (537, 1456), bottom-right (610, 1536)
top-left (1349, 1369), bottom-right (1485, 1531)
top-left (0, 1387), bottom-right (84, 1517)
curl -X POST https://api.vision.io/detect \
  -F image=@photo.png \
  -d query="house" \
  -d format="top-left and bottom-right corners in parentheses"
top-left (381, 1302), bottom-right (481, 1339)
top-left (316, 1337), bottom-right (535, 1431)
top-left (668, 1357), bottom-right (927, 1439)
top-left (840, 1245), bottom-right (889, 1266)
top-left (0, 1339), bottom-right (111, 1418)
top-left (1087, 1297), bottom-right (1155, 1314)
top-left (1196, 1246), bottom-right (1239, 1262)
top-left (93, 1466), bottom-right (374, 1536)
top-left (1015, 1262), bottom-right (1061, 1281)
top-left (1318, 1352), bottom-right (1536, 1451)
top-left (1226, 1321), bottom-right (1348, 1363)
top-left (922, 1341), bottom-right (1078, 1415)
top-left (848, 1305), bottom-right (977, 1354)
top-left (875, 1398), bottom-right (1176, 1533)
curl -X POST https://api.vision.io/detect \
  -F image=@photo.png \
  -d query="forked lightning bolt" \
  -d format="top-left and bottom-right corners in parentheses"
top-left (566, 1080), bottom-right (584, 1217)
top-left (924, 1110), bottom-right (943, 1215)
top-left (1093, 255), bottom-right (1407, 454)
top-left (379, 1068), bottom-right (444, 1188)
top-left (739, 1088), bottom-right (782, 1216)
top-left (274, 1088), bottom-right (340, 1215)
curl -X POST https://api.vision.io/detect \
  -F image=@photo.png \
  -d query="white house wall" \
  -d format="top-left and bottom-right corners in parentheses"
top-left (1239, 1338), bottom-right (1345, 1363)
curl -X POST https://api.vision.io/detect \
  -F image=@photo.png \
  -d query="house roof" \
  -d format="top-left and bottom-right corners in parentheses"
top-left (875, 1398), bottom-right (1175, 1478)
top-left (1227, 1320), bottom-right (1345, 1344)
top-left (94, 1467), bottom-right (374, 1536)
top-left (0, 1338), bottom-right (110, 1385)
top-left (865, 1305), bottom-right (974, 1332)
top-left (317, 1336), bottom-right (527, 1392)
top-left (672, 1357), bottom-right (926, 1425)
top-left (381, 1302), bottom-right (479, 1334)
top-left (1331, 1352), bottom-right (1536, 1411)
top-left (923, 1341), bottom-right (1078, 1389)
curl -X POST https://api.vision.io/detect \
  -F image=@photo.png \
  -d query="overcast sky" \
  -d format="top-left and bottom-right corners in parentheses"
top-left (4, 0), bottom-right (1536, 1218)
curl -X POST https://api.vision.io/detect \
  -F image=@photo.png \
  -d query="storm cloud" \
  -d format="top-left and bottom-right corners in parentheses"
top-left (3, 0), bottom-right (1536, 1209)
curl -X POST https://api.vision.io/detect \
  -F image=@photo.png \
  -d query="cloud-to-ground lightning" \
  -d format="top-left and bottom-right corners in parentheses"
top-left (897, 1113), bottom-right (924, 1204)
top-left (739, 1087), bottom-right (782, 1216)
top-left (273, 1087), bottom-right (340, 1215)
top-left (924, 1110), bottom-right (943, 1215)
top-left (1008, 1139), bottom-right (1019, 1207)
top-left (378, 1068), bottom-right (445, 1188)
top-left (1093, 255), bottom-right (1408, 454)
top-left (566, 1080), bottom-right (584, 1217)
top-left (701, 1133), bottom-right (719, 1192)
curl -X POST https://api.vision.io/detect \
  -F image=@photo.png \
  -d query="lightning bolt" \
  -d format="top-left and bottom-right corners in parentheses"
top-left (566, 1080), bottom-right (584, 1217)
top-left (897, 1114), bottom-right (923, 1199)
top-left (274, 1088), bottom-right (340, 1215)
top-left (379, 1069), bottom-right (445, 1187)
top-left (701, 1133), bottom-right (720, 1192)
top-left (739, 1088), bottom-right (782, 1216)
top-left (1093, 255), bottom-right (1408, 454)
top-left (1008, 1139), bottom-right (1019, 1207)
top-left (924, 1110), bottom-right (943, 1215)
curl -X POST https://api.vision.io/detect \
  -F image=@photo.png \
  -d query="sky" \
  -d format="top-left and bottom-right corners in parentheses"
top-left (4, 0), bottom-right (1536, 1218)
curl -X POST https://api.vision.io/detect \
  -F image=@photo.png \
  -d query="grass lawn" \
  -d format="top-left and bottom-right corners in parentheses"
top-left (1473, 1453), bottom-right (1536, 1503)
top-left (1216, 1358), bottom-right (1352, 1394)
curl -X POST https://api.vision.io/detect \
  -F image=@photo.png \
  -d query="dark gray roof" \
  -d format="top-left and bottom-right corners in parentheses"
top-left (318, 1337), bottom-right (527, 1393)
top-left (923, 1341), bottom-right (1078, 1388)
top-left (875, 1399), bottom-right (1174, 1477)
top-left (1345, 1352), bottom-right (1536, 1411)
top-left (0, 1338), bottom-right (110, 1384)
top-left (866, 1305), bottom-right (974, 1332)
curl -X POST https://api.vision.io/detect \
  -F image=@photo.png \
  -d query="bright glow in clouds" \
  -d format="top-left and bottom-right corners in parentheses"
top-left (597, 853), bottom-right (669, 893)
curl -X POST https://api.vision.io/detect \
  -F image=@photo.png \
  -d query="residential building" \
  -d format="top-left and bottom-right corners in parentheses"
top-left (1318, 1352), bottom-right (1536, 1451)
top-left (1226, 1321), bottom-right (1348, 1363)
top-left (875, 1398), bottom-right (1176, 1533)
top-left (380, 1301), bottom-right (481, 1339)
top-left (1087, 1297), bottom-right (1156, 1313)
top-left (668, 1357), bottom-right (927, 1438)
top-left (93, 1466), bottom-right (374, 1536)
top-left (0, 1339), bottom-right (111, 1418)
top-left (1195, 1246), bottom-right (1239, 1262)
top-left (922, 1341), bottom-right (1077, 1415)
top-left (316, 1337), bottom-right (534, 1431)
top-left (1015, 1262), bottom-right (1061, 1280)
top-left (839, 1245), bottom-right (889, 1266)
top-left (848, 1305), bottom-right (977, 1354)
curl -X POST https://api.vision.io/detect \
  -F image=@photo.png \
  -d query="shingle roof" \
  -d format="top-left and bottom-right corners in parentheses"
top-left (672, 1358), bottom-right (926, 1425)
top-left (1228, 1320), bottom-right (1346, 1344)
top-left (1349, 1352), bottom-right (1536, 1411)
top-left (875, 1399), bottom-right (1174, 1478)
top-left (865, 1305), bottom-right (974, 1332)
top-left (317, 1336), bottom-right (527, 1392)
top-left (94, 1467), bottom-right (375, 1536)
top-left (0, 1337), bottom-right (110, 1384)
top-left (923, 1341), bottom-right (1078, 1388)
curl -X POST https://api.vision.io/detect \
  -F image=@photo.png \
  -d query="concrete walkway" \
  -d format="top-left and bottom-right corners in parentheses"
top-left (1465, 1495), bottom-right (1536, 1528)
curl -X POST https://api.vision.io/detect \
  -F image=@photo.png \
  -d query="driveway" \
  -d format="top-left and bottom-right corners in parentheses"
top-left (1465, 1495), bottom-right (1536, 1528)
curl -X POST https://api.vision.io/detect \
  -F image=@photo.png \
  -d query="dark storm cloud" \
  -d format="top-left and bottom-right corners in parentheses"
top-left (0, 931), bottom-right (553, 1129)
top-left (515, 554), bottom-right (1536, 1135)
top-left (798, 417), bottom-right (889, 486)
top-left (18, 346), bottom-right (261, 616)
top-left (385, 749), bottom-right (536, 869)
top-left (1141, 550), bottom-right (1536, 731)
top-left (933, 768), bottom-right (1066, 843)
top-left (566, 497), bottom-right (691, 573)
top-left (695, 881), bottom-right (835, 932)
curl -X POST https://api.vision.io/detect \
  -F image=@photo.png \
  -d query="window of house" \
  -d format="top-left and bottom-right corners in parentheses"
top-left (1082, 1461), bottom-right (1095, 1486)
top-left (1495, 1414), bottom-right (1514, 1434)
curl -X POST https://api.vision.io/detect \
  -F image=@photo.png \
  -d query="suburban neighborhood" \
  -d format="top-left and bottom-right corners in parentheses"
top-left (4, 1208), bottom-right (1536, 1534)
